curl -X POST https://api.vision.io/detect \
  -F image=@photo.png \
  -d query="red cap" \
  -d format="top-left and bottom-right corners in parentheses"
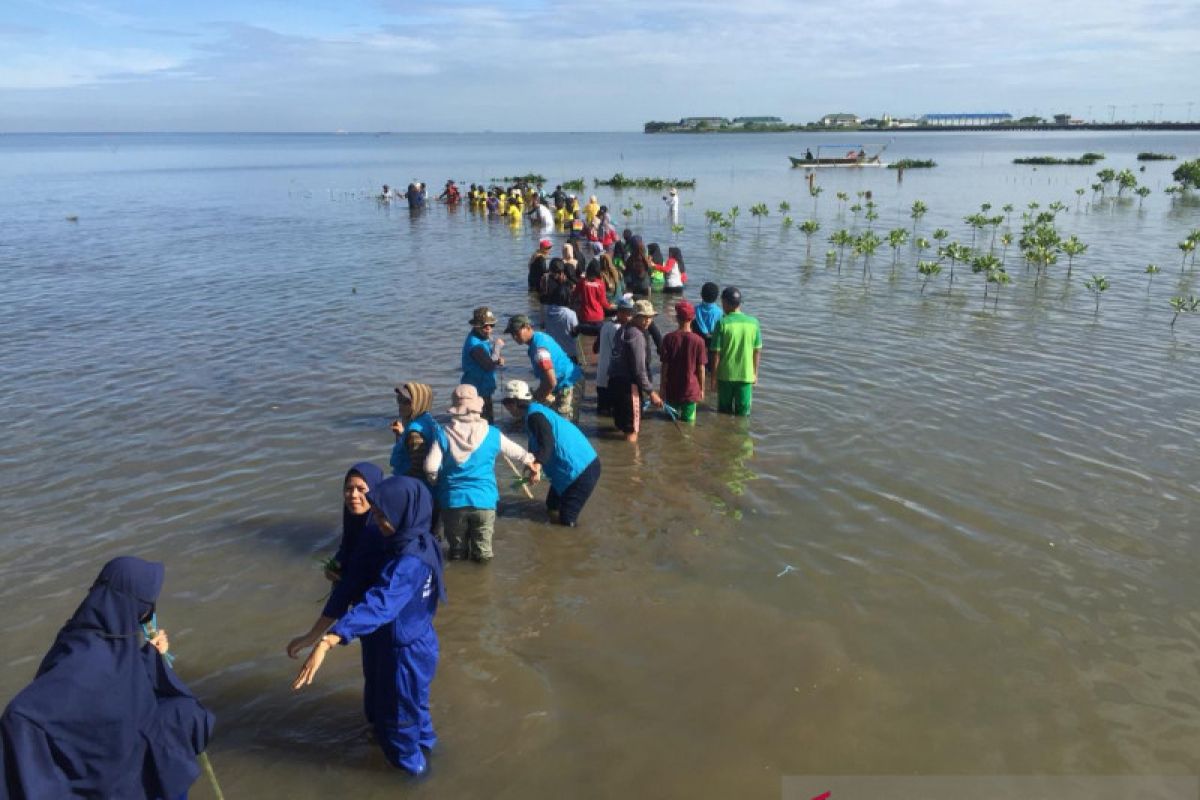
top-left (674, 300), bottom-right (695, 321)
top-left (538, 238), bottom-right (552, 250)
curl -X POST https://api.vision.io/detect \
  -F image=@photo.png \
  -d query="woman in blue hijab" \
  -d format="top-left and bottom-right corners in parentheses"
top-left (286, 462), bottom-right (386, 656)
top-left (1, 556), bottom-right (214, 799)
top-left (291, 475), bottom-right (444, 776)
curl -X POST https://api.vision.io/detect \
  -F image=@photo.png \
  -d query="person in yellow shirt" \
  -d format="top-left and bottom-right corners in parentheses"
top-left (584, 195), bottom-right (600, 224)
top-left (506, 200), bottom-right (523, 226)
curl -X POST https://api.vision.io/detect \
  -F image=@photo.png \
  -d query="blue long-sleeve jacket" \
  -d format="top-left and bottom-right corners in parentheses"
top-left (329, 555), bottom-right (437, 647)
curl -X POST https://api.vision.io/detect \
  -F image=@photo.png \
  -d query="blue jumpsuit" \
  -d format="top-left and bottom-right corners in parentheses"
top-left (328, 476), bottom-right (443, 776)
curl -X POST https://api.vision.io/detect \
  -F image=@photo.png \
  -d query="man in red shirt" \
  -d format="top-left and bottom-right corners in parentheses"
top-left (658, 300), bottom-right (707, 422)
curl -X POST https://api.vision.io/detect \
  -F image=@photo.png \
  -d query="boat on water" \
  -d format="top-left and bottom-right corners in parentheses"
top-left (789, 143), bottom-right (888, 168)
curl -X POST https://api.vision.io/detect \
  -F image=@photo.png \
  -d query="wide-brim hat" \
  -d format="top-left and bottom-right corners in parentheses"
top-left (469, 306), bottom-right (497, 327)
top-left (632, 299), bottom-right (656, 318)
top-left (448, 384), bottom-right (485, 415)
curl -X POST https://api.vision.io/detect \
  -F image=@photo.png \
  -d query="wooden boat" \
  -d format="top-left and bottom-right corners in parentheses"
top-left (790, 143), bottom-right (888, 168)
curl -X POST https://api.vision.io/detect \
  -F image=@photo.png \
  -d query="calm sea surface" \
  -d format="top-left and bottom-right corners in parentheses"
top-left (2, 131), bottom-right (1200, 798)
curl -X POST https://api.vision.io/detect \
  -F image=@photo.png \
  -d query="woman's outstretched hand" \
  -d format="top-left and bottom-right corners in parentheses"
top-left (292, 636), bottom-right (339, 690)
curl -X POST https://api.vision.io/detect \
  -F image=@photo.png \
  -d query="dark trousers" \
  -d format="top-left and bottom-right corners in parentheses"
top-left (546, 458), bottom-right (601, 526)
top-left (595, 384), bottom-right (613, 416)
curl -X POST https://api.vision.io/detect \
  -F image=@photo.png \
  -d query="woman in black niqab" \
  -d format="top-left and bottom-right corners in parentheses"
top-left (1, 556), bottom-right (214, 799)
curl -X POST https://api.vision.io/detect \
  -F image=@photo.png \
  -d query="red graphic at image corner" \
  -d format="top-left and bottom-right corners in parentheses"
top-left (811, 793), bottom-right (831, 800)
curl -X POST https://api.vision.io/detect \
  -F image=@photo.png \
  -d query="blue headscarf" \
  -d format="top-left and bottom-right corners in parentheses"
top-left (367, 476), bottom-right (445, 601)
top-left (1, 557), bottom-right (213, 799)
top-left (336, 461), bottom-right (385, 566)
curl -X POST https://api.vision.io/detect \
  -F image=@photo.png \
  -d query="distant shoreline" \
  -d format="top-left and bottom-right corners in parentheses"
top-left (645, 122), bottom-right (1200, 134)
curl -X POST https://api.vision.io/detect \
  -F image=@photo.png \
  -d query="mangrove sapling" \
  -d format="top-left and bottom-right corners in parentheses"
top-left (1188, 230), bottom-right (1200, 269)
top-left (800, 220), bottom-right (820, 256)
top-left (621, 208), bottom-right (634, 221)
top-left (710, 230), bottom-right (728, 243)
top-left (1181, 239), bottom-right (1197, 271)
top-left (704, 209), bottom-right (725, 229)
top-left (632, 201), bottom-right (644, 219)
top-left (987, 215), bottom-right (1004, 253)
top-left (941, 242), bottom-right (972, 291)
top-left (1091, 182), bottom-right (1103, 200)
top-left (1169, 295), bottom-right (1200, 327)
top-left (856, 231), bottom-right (882, 279)
top-left (1171, 159), bottom-right (1200, 192)
top-left (1048, 201), bottom-right (1068, 218)
top-left (1058, 235), bottom-right (1088, 279)
top-left (781, 216), bottom-right (794, 230)
top-left (829, 229), bottom-right (853, 273)
top-left (972, 254), bottom-right (1002, 302)
top-left (1096, 168), bottom-right (1116, 196)
top-left (1075, 188), bottom-right (1086, 210)
top-left (917, 260), bottom-right (942, 294)
top-left (778, 201), bottom-right (791, 214)
top-left (1116, 169), bottom-right (1138, 196)
top-left (988, 267), bottom-right (1012, 309)
top-left (910, 200), bottom-right (928, 235)
top-left (932, 228), bottom-right (949, 246)
top-left (836, 191), bottom-right (849, 212)
top-left (1135, 186), bottom-right (1151, 206)
top-left (1083, 275), bottom-right (1110, 316)
top-left (999, 232), bottom-right (1013, 268)
top-left (728, 206), bottom-right (740, 226)
top-left (1145, 264), bottom-right (1161, 294)
top-left (865, 205), bottom-right (879, 230)
top-left (671, 224), bottom-right (685, 235)
top-left (1002, 203), bottom-right (1014, 226)
top-left (809, 184), bottom-right (823, 214)
top-left (749, 203), bottom-right (769, 232)
top-left (887, 228), bottom-right (909, 277)
top-left (964, 212), bottom-right (988, 248)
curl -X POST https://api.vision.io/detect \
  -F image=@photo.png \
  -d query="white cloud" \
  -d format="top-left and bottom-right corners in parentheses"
top-left (0, 47), bottom-right (182, 90)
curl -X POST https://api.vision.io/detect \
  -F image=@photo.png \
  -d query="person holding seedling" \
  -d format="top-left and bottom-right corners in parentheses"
top-left (1, 557), bottom-right (214, 799)
top-left (292, 475), bottom-right (443, 777)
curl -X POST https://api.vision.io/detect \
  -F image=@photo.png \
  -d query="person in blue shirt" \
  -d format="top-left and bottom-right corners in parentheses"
top-left (1, 557), bottom-right (214, 800)
top-left (500, 379), bottom-right (601, 527)
top-left (693, 281), bottom-right (725, 370)
top-left (390, 382), bottom-right (440, 479)
top-left (505, 313), bottom-right (584, 422)
top-left (460, 307), bottom-right (505, 422)
top-left (292, 476), bottom-right (444, 777)
top-left (424, 385), bottom-right (539, 562)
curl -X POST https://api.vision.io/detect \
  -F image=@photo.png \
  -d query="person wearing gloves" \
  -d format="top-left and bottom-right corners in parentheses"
top-left (425, 385), bottom-right (540, 562)
top-left (500, 379), bottom-right (601, 527)
top-left (292, 476), bottom-right (444, 777)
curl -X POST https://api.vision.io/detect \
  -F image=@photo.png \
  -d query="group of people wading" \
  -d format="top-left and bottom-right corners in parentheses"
top-left (0, 188), bottom-right (764, 794)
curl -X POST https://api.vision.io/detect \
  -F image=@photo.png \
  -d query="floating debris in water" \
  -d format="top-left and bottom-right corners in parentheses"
top-left (776, 564), bottom-right (797, 578)
top-left (65, 215), bottom-right (79, 222)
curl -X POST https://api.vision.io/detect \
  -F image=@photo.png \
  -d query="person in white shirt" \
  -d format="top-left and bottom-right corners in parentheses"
top-left (663, 187), bottom-right (679, 220)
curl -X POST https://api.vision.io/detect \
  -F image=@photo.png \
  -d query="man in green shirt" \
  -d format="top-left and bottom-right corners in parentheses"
top-left (708, 286), bottom-right (762, 416)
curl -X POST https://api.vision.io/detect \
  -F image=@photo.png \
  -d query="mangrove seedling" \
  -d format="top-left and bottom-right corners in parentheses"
top-left (828, 228), bottom-right (853, 273)
top-left (778, 201), bottom-right (791, 214)
top-left (1180, 239), bottom-right (1196, 271)
top-left (1116, 169), bottom-right (1138, 196)
top-left (887, 228), bottom-right (910, 276)
top-left (1058, 235), bottom-right (1088, 279)
top-left (999, 232), bottom-right (1013, 267)
top-left (963, 212), bottom-right (988, 248)
top-left (671, 224), bottom-right (685, 235)
top-left (809, 184), bottom-right (823, 213)
top-left (800, 219), bottom-right (821, 256)
top-left (836, 191), bottom-right (849, 211)
top-left (1135, 186), bottom-right (1151, 206)
top-left (749, 202), bottom-right (769, 231)
top-left (710, 230), bottom-right (728, 243)
top-left (1075, 187), bottom-right (1086, 209)
top-left (855, 231), bottom-right (882, 279)
top-left (781, 216), bottom-right (794, 230)
top-left (621, 208), bottom-right (634, 219)
top-left (704, 209), bottom-right (725, 229)
top-left (728, 206), bottom-right (740, 225)
top-left (910, 200), bottom-right (928, 235)
top-left (1002, 203), bottom-right (1014, 225)
top-left (1083, 275), bottom-right (1110, 316)
top-left (1145, 264), bottom-right (1160, 294)
top-left (972, 253), bottom-right (1002, 302)
top-left (940, 242), bottom-right (972, 291)
top-left (987, 266), bottom-right (1012, 309)
top-left (917, 260), bottom-right (942, 294)
top-left (1171, 159), bottom-right (1200, 192)
top-left (1169, 295), bottom-right (1200, 327)
top-left (932, 228), bottom-right (949, 243)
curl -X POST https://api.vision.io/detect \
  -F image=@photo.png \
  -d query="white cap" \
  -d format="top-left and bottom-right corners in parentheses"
top-left (501, 379), bottom-right (533, 401)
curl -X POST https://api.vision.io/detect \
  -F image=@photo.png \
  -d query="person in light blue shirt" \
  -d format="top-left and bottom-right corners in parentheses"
top-left (459, 307), bottom-right (504, 422)
top-left (505, 314), bottom-right (584, 421)
top-left (424, 385), bottom-right (538, 562)
top-left (693, 281), bottom-right (725, 369)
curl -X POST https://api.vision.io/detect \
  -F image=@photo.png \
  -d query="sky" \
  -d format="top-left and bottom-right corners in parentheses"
top-left (1, 0), bottom-right (1198, 132)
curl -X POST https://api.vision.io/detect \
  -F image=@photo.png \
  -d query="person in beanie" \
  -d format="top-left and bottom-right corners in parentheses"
top-left (709, 286), bottom-right (762, 416)
top-left (424, 385), bottom-right (539, 562)
top-left (659, 299), bottom-right (707, 422)
top-left (460, 307), bottom-right (505, 422)
top-left (500, 380), bottom-right (601, 527)
top-left (505, 313), bottom-right (583, 422)
top-left (607, 299), bottom-right (663, 442)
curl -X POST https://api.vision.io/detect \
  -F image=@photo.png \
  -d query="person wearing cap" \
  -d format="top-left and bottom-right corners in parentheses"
top-left (424, 385), bottom-right (539, 562)
top-left (593, 293), bottom-right (634, 416)
top-left (659, 299), bottom-right (707, 423)
top-left (460, 307), bottom-right (505, 422)
top-left (663, 186), bottom-right (679, 220)
top-left (607, 299), bottom-right (664, 442)
top-left (528, 196), bottom-right (554, 229)
top-left (390, 383), bottom-right (441, 479)
top-left (528, 238), bottom-right (553, 292)
top-left (709, 286), bottom-right (762, 416)
top-left (505, 314), bottom-right (584, 422)
top-left (500, 379), bottom-right (600, 527)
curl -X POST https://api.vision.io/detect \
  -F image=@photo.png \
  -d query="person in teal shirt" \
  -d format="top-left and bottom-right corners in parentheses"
top-left (708, 286), bottom-right (762, 416)
top-left (500, 379), bottom-right (600, 527)
top-left (460, 307), bottom-right (504, 422)
top-left (505, 314), bottom-right (584, 421)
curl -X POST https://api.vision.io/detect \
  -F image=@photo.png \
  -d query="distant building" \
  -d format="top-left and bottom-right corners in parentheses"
top-left (732, 116), bottom-right (783, 126)
top-left (679, 116), bottom-right (730, 129)
top-left (821, 113), bottom-right (860, 127)
top-left (920, 113), bottom-right (1013, 127)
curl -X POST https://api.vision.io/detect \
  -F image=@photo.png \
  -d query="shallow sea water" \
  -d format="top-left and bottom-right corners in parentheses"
top-left (2, 131), bottom-right (1200, 798)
